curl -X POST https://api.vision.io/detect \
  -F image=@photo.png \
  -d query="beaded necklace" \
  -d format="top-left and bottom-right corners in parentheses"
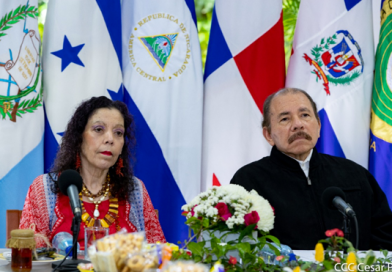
top-left (79, 174), bottom-right (119, 228)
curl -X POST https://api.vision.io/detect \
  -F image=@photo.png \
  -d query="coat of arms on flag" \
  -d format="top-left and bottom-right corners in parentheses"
top-left (303, 30), bottom-right (364, 95)
top-left (139, 33), bottom-right (178, 71)
top-left (0, 3), bottom-right (41, 122)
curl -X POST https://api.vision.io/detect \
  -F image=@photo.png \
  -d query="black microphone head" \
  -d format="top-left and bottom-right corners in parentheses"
top-left (322, 187), bottom-right (346, 209)
top-left (58, 169), bottom-right (83, 196)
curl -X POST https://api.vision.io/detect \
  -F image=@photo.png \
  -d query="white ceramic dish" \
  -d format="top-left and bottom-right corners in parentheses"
top-left (0, 250), bottom-right (64, 266)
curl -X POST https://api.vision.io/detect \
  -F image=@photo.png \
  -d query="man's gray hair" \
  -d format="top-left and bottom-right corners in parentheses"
top-left (262, 87), bottom-right (320, 132)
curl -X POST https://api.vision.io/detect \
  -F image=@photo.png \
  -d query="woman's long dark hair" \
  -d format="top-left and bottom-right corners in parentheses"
top-left (49, 96), bottom-right (136, 200)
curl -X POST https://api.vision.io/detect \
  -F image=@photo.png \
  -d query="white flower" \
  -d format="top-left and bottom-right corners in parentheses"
top-left (182, 184), bottom-right (275, 232)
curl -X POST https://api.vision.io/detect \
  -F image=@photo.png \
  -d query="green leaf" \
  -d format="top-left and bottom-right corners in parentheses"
top-left (264, 235), bottom-right (280, 246)
top-left (8, 20), bottom-right (18, 25)
top-left (0, 107), bottom-right (5, 118)
top-left (26, 109), bottom-right (34, 113)
top-left (320, 38), bottom-right (325, 44)
top-left (333, 34), bottom-right (337, 39)
top-left (234, 242), bottom-right (251, 259)
top-left (187, 241), bottom-right (205, 257)
top-left (193, 255), bottom-right (202, 263)
top-left (27, 13), bottom-right (35, 18)
top-left (16, 112), bottom-right (22, 118)
top-left (7, 10), bottom-right (12, 20)
top-left (204, 254), bottom-right (212, 263)
top-left (27, 6), bottom-right (35, 12)
top-left (238, 224), bottom-right (256, 242)
top-left (0, 33), bottom-right (6, 37)
top-left (365, 250), bottom-right (376, 265)
top-left (1, 26), bottom-right (11, 31)
top-left (13, 6), bottom-right (21, 17)
top-left (21, 5), bottom-right (26, 12)
top-left (202, 218), bottom-right (210, 228)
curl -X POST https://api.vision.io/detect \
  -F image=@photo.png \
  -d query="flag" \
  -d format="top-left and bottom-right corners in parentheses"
top-left (0, 0), bottom-right (44, 246)
top-left (43, 0), bottom-right (122, 171)
top-left (202, 0), bottom-right (285, 189)
top-left (369, 0), bottom-right (392, 208)
top-left (121, 0), bottom-right (203, 243)
top-left (286, 0), bottom-right (374, 168)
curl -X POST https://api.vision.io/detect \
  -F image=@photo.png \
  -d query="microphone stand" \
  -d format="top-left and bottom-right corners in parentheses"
top-left (52, 209), bottom-right (89, 271)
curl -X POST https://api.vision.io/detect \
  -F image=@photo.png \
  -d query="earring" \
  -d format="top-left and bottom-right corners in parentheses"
top-left (75, 153), bottom-right (81, 170)
top-left (116, 157), bottom-right (124, 177)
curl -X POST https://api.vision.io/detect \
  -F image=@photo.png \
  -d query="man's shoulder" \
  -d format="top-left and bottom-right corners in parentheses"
top-left (317, 152), bottom-right (367, 171)
top-left (231, 156), bottom-right (274, 185)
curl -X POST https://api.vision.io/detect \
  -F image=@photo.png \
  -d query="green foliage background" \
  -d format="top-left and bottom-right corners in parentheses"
top-left (37, 0), bottom-right (300, 70)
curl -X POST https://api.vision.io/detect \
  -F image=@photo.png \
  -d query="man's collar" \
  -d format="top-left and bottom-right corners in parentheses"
top-left (270, 146), bottom-right (320, 171)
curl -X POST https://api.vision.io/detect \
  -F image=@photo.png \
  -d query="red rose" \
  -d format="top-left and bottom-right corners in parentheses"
top-left (186, 251), bottom-right (192, 257)
top-left (244, 211), bottom-right (260, 228)
top-left (229, 256), bottom-right (237, 265)
top-left (215, 202), bottom-right (232, 221)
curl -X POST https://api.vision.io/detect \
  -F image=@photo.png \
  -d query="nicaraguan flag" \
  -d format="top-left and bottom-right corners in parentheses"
top-left (43, 0), bottom-right (122, 171)
top-left (122, 0), bottom-right (203, 243)
top-left (286, 0), bottom-right (374, 168)
top-left (0, 0), bottom-right (44, 246)
top-left (369, 0), bottom-right (392, 208)
top-left (202, 0), bottom-right (285, 188)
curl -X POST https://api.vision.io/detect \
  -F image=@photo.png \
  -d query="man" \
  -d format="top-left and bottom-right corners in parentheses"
top-left (230, 88), bottom-right (392, 250)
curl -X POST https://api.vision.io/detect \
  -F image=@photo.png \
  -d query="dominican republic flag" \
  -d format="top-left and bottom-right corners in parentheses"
top-left (369, 0), bottom-right (392, 208)
top-left (286, 0), bottom-right (374, 168)
top-left (202, 0), bottom-right (285, 189)
top-left (121, 0), bottom-right (203, 243)
top-left (0, 0), bottom-right (44, 246)
top-left (43, 0), bottom-right (122, 171)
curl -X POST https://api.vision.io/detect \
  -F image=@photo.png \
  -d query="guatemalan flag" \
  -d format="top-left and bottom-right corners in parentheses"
top-left (286, 0), bottom-right (374, 168)
top-left (121, 0), bottom-right (203, 242)
top-left (0, 0), bottom-right (43, 246)
top-left (369, 0), bottom-right (392, 208)
top-left (202, 0), bottom-right (285, 189)
top-left (43, 0), bottom-right (122, 171)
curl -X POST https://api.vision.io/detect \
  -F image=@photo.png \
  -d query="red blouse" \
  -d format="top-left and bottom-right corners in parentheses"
top-left (52, 193), bottom-right (135, 250)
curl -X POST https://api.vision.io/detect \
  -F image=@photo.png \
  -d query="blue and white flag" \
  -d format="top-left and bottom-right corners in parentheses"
top-left (43, 0), bottom-right (122, 171)
top-left (286, 0), bottom-right (374, 168)
top-left (122, 0), bottom-right (203, 243)
top-left (0, 0), bottom-right (44, 246)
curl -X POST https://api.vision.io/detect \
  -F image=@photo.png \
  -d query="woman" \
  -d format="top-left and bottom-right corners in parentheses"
top-left (20, 96), bottom-right (166, 248)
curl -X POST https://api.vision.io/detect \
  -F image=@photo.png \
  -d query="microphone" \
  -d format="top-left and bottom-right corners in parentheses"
top-left (322, 187), bottom-right (356, 218)
top-left (58, 170), bottom-right (83, 219)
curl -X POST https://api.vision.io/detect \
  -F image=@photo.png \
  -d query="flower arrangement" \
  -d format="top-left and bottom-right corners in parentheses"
top-left (181, 184), bottom-right (275, 233)
top-left (174, 185), bottom-right (280, 271)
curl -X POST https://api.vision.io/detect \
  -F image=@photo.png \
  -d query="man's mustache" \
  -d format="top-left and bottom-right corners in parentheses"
top-left (288, 131), bottom-right (312, 144)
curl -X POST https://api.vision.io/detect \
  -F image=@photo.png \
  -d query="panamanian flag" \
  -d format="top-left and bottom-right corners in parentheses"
top-left (43, 0), bottom-right (122, 172)
top-left (0, 0), bottom-right (44, 246)
top-left (202, 0), bottom-right (285, 189)
top-left (286, 0), bottom-right (374, 168)
top-left (369, 0), bottom-right (392, 208)
top-left (121, 0), bottom-right (203, 243)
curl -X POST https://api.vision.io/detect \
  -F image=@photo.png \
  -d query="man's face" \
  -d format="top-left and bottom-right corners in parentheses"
top-left (263, 92), bottom-right (321, 161)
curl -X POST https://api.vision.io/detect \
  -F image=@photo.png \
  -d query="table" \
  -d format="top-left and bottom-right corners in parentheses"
top-left (0, 249), bottom-right (390, 271)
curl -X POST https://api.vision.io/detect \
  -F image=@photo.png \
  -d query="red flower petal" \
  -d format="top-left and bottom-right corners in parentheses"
top-left (229, 256), bottom-right (237, 265)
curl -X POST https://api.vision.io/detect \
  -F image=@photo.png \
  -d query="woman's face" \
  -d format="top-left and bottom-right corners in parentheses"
top-left (80, 108), bottom-right (125, 172)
